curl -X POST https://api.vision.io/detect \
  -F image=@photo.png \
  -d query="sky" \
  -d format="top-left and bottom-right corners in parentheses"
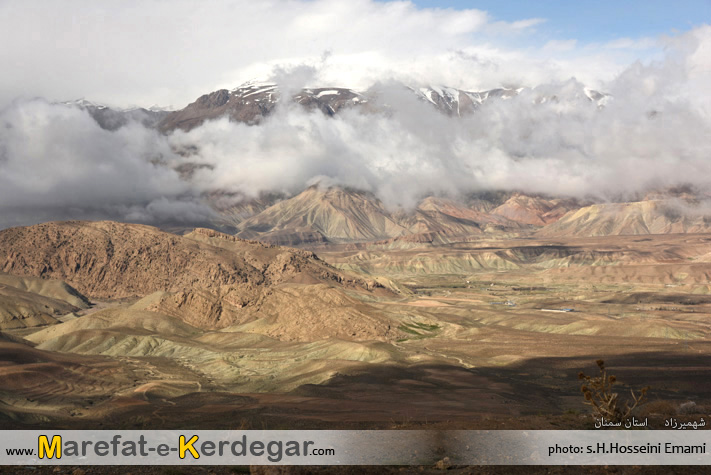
top-left (0, 0), bottom-right (710, 229)
top-left (0, 0), bottom-right (708, 109)
top-left (409, 1), bottom-right (709, 42)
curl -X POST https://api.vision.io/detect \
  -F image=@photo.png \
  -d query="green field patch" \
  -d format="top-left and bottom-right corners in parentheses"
top-left (397, 322), bottom-right (441, 341)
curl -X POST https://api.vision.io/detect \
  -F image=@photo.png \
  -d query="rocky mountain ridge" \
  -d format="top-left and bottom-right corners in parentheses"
top-left (223, 186), bottom-right (711, 245)
top-left (65, 80), bottom-right (609, 132)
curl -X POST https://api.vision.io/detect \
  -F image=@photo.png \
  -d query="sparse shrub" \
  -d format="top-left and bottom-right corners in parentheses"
top-left (578, 359), bottom-right (649, 423)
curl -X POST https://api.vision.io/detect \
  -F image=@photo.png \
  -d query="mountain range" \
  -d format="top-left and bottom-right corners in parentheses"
top-left (217, 185), bottom-right (711, 246)
top-left (64, 79), bottom-right (610, 133)
top-left (56, 80), bottom-right (711, 246)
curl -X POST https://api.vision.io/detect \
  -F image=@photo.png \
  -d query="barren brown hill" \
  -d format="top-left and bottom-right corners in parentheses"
top-left (0, 273), bottom-right (91, 330)
top-left (237, 186), bottom-right (411, 244)
top-left (235, 187), bottom-right (531, 245)
top-left (538, 200), bottom-right (711, 237)
top-left (0, 285), bottom-right (74, 330)
top-left (396, 196), bottom-right (523, 236)
top-left (490, 193), bottom-right (580, 226)
top-left (0, 221), bottom-right (389, 329)
top-left (0, 274), bottom-right (90, 309)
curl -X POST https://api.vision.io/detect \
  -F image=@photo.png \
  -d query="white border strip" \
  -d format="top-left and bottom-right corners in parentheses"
top-left (1, 430), bottom-right (709, 465)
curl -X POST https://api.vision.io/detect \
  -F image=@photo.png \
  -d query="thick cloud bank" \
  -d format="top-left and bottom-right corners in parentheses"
top-left (173, 26), bottom-right (711, 205)
top-left (0, 99), bottom-right (215, 229)
top-left (0, 26), bottom-right (709, 228)
top-left (0, 0), bottom-right (597, 108)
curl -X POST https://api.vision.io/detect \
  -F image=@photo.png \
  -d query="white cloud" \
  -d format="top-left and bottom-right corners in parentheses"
top-left (161, 28), bottom-right (711, 209)
top-left (0, 0), bottom-right (671, 108)
top-left (506, 18), bottom-right (547, 30)
top-left (543, 39), bottom-right (578, 53)
top-left (0, 2), bottom-right (709, 228)
top-left (604, 37), bottom-right (658, 50)
top-left (0, 99), bottom-right (214, 228)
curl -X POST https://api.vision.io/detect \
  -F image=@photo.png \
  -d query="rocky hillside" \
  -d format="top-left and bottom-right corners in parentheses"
top-left (538, 200), bottom-right (711, 237)
top-left (0, 221), bottom-right (388, 329)
top-left (232, 186), bottom-right (711, 244)
top-left (233, 186), bottom-right (572, 245)
top-left (236, 186), bottom-right (410, 245)
top-left (490, 193), bottom-right (580, 226)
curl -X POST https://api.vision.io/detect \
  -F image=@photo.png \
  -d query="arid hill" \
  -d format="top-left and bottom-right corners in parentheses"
top-left (0, 274), bottom-right (90, 330)
top-left (235, 186), bottom-right (536, 245)
top-left (0, 274), bottom-right (90, 308)
top-left (490, 193), bottom-right (580, 226)
top-left (0, 221), bottom-right (390, 330)
top-left (236, 186), bottom-right (410, 244)
top-left (0, 284), bottom-right (74, 330)
top-left (538, 200), bottom-right (711, 237)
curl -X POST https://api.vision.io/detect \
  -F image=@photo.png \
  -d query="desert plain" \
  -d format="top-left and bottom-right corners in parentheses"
top-left (2, 217), bottom-right (710, 430)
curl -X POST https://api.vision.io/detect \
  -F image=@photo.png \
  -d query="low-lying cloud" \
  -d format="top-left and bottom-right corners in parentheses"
top-left (0, 99), bottom-right (215, 229)
top-left (173, 26), bottom-right (711, 205)
top-left (0, 25), bottom-right (709, 229)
